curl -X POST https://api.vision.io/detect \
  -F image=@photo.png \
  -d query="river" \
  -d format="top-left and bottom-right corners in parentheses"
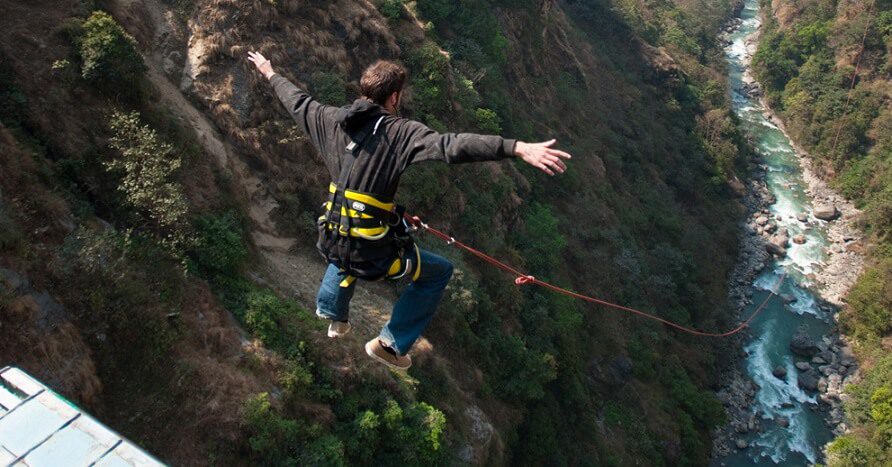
top-left (715, 0), bottom-right (839, 464)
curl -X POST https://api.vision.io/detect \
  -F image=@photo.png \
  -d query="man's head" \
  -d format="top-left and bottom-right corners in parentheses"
top-left (360, 60), bottom-right (407, 115)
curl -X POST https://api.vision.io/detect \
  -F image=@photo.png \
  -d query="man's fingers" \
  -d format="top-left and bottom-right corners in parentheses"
top-left (547, 148), bottom-right (572, 159)
top-left (537, 163), bottom-right (555, 176)
top-left (247, 51), bottom-right (267, 64)
top-left (540, 154), bottom-right (566, 173)
top-left (546, 158), bottom-right (565, 173)
top-left (545, 148), bottom-right (569, 159)
top-left (539, 138), bottom-right (557, 148)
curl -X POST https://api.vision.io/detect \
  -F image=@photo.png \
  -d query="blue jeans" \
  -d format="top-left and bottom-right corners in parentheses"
top-left (315, 249), bottom-right (454, 355)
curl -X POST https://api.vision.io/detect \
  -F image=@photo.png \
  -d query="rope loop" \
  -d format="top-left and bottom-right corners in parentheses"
top-left (515, 275), bottom-right (535, 286)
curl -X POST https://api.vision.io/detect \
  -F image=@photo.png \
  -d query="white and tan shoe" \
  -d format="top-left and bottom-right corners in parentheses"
top-left (365, 338), bottom-right (411, 370)
top-left (327, 320), bottom-right (351, 338)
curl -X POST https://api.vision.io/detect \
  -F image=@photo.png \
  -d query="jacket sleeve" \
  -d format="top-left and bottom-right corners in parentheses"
top-left (269, 74), bottom-right (339, 157)
top-left (401, 119), bottom-right (517, 166)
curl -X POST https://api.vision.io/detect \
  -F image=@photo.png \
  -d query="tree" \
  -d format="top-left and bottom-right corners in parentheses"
top-left (106, 111), bottom-right (190, 255)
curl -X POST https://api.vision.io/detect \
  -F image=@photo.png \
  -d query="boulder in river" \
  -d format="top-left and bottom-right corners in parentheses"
top-left (776, 416), bottom-right (790, 428)
top-left (796, 213), bottom-right (808, 222)
top-left (790, 327), bottom-right (820, 357)
top-left (755, 215), bottom-right (769, 226)
top-left (796, 362), bottom-right (812, 371)
top-left (736, 439), bottom-right (748, 450)
top-left (773, 234), bottom-right (789, 247)
top-left (814, 205), bottom-right (840, 221)
top-left (798, 372), bottom-right (819, 392)
top-left (773, 366), bottom-right (787, 379)
top-left (766, 242), bottom-right (786, 256)
top-left (792, 234), bottom-right (806, 244)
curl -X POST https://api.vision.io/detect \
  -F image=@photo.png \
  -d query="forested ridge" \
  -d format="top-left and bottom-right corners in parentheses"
top-left (752, 0), bottom-right (892, 464)
top-left (1, 0), bottom-right (752, 464)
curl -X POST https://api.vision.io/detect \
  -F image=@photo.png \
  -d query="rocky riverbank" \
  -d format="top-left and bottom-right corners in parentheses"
top-left (737, 19), bottom-right (864, 308)
top-left (710, 154), bottom-right (774, 458)
top-left (711, 8), bottom-right (867, 461)
top-left (759, 109), bottom-right (865, 307)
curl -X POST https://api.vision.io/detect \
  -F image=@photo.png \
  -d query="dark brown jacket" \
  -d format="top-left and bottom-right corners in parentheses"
top-left (270, 74), bottom-right (516, 200)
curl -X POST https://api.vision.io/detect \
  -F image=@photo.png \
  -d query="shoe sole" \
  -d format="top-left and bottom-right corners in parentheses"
top-left (327, 327), bottom-right (351, 338)
top-left (365, 341), bottom-right (411, 370)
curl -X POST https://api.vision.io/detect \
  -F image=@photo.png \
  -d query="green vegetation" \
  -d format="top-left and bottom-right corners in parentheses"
top-left (60, 226), bottom-right (180, 375)
top-left (188, 211), bottom-right (247, 278)
top-left (828, 355), bottom-right (892, 466)
top-left (752, 0), bottom-right (892, 462)
top-left (515, 202), bottom-right (567, 273)
top-left (243, 393), bottom-right (346, 465)
top-left (379, 0), bottom-right (405, 20)
top-left (77, 11), bottom-right (145, 95)
top-left (106, 110), bottom-right (192, 258)
top-left (310, 71), bottom-right (348, 105)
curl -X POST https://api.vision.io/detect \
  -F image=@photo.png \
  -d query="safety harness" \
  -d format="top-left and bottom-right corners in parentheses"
top-left (316, 116), bottom-right (421, 286)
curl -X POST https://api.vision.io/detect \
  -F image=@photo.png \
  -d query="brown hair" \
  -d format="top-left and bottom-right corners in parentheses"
top-left (360, 60), bottom-right (407, 105)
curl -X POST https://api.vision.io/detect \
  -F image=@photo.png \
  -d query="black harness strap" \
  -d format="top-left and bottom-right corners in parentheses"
top-left (330, 117), bottom-right (384, 274)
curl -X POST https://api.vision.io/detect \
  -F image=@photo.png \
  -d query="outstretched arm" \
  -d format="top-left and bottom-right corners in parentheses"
top-left (405, 120), bottom-right (571, 176)
top-left (247, 51), bottom-right (338, 156)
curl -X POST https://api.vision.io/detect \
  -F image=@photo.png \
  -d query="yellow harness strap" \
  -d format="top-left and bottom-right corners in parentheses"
top-left (339, 275), bottom-right (356, 288)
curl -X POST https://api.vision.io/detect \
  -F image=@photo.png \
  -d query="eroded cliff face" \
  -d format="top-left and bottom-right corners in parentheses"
top-left (0, 0), bottom-right (746, 464)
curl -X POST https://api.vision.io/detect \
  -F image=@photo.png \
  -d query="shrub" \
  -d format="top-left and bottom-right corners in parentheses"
top-left (696, 109), bottom-right (738, 181)
top-left (310, 71), bottom-right (347, 105)
top-left (871, 387), bottom-right (892, 449)
top-left (839, 260), bottom-right (892, 345)
top-left (415, 0), bottom-right (454, 23)
top-left (189, 211), bottom-right (247, 279)
top-left (378, 399), bottom-right (447, 464)
top-left (242, 288), bottom-right (302, 348)
top-left (826, 435), bottom-right (886, 467)
top-left (662, 355), bottom-right (726, 428)
top-left (78, 11), bottom-right (145, 93)
top-left (473, 107), bottom-right (501, 133)
top-left (379, 0), bottom-right (404, 20)
top-left (243, 393), bottom-right (346, 466)
top-left (60, 226), bottom-right (180, 373)
top-left (106, 110), bottom-right (191, 256)
top-left (515, 202), bottom-right (567, 274)
top-left (490, 333), bottom-right (557, 401)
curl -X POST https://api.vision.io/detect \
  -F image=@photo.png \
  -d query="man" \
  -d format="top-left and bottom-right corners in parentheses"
top-left (248, 52), bottom-right (571, 370)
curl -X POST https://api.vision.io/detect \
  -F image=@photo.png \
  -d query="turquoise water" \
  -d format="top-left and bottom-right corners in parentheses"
top-left (717, 0), bottom-right (836, 464)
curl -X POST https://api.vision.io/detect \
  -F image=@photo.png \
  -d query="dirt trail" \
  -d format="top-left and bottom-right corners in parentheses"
top-left (121, 0), bottom-right (397, 339)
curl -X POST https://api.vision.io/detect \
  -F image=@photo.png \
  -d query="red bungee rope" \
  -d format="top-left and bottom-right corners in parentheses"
top-left (406, 214), bottom-right (786, 337)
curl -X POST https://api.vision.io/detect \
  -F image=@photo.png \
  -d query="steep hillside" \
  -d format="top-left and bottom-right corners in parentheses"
top-left (752, 0), bottom-right (891, 464)
top-left (0, 0), bottom-right (747, 464)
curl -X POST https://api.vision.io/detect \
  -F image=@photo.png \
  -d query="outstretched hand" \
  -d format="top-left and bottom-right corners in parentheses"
top-left (514, 139), bottom-right (572, 176)
top-left (247, 51), bottom-right (275, 80)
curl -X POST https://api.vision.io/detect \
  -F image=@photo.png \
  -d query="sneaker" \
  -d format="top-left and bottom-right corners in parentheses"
top-left (365, 338), bottom-right (411, 370)
top-left (327, 320), bottom-right (351, 338)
